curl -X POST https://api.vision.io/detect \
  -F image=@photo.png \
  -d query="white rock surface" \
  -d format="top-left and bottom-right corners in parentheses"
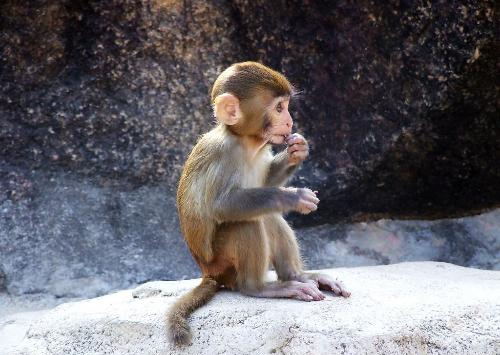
top-left (0, 294), bottom-right (82, 355)
top-left (10, 262), bottom-right (500, 355)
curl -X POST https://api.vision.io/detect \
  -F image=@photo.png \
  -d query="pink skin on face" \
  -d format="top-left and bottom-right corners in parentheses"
top-left (263, 97), bottom-right (309, 166)
top-left (265, 97), bottom-right (293, 143)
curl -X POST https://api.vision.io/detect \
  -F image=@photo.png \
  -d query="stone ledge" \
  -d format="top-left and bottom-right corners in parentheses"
top-left (12, 262), bottom-right (500, 355)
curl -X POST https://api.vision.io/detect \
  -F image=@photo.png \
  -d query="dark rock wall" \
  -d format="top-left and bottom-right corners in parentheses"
top-left (0, 0), bottom-right (237, 187)
top-left (0, 1), bottom-right (498, 296)
top-left (230, 1), bottom-right (499, 224)
top-left (1, 1), bottom-right (498, 220)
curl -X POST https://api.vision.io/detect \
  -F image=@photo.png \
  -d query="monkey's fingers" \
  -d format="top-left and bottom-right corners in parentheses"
top-left (298, 200), bottom-right (318, 214)
top-left (297, 188), bottom-right (317, 198)
top-left (285, 133), bottom-right (305, 144)
top-left (289, 151), bottom-right (308, 163)
top-left (289, 145), bottom-right (308, 154)
top-left (331, 283), bottom-right (343, 295)
top-left (302, 191), bottom-right (320, 204)
top-left (336, 281), bottom-right (351, 298)
top-left (301, 284), bottom-right (325, 301)
top-left (287, 139), bottom-right (307, 148)
top-left (332, 285), bottom-right (351, 298)
top-left (303, 280), bottom-right (325, 300)
top-left (287, 144), bottom-right (308, 156)
top-left (288, 286), bottom-right (313, 301)
top-left (289, 283), bottom-right (324, 301)
top-left (287, 138), bottom-right (307, 146)
top-left (317, 275), bottom-right (351, 298)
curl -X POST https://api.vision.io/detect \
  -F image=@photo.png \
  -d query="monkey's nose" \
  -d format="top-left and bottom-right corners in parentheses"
top-left (287, 118), bottom-right (293, 129)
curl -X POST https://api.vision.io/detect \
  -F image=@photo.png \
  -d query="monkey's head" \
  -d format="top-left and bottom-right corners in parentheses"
top-left (211, 62), bottom-right (295, 145)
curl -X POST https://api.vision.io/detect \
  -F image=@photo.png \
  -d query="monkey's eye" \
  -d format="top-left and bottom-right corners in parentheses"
top-left (276, 102), bottom-right (283, 113)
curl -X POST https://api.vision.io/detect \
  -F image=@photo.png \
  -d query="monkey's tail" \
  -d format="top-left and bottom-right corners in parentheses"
top-left (167, 276), bottom-right (219, 346)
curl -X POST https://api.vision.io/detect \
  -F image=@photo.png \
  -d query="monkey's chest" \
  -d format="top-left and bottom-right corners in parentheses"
top-left (241, 160), bottom-right (268, 188)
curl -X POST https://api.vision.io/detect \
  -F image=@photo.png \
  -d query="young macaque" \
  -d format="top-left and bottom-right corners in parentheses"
top-left (168, 61), bottom-right (350, 345)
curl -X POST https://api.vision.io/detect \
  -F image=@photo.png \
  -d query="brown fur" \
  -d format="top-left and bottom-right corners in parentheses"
top-left (166, 277), bottom-right (218, 345)
top-left (168, 62), bottom-right (349, 346)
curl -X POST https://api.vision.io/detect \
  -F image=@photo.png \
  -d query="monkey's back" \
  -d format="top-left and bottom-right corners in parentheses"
top-left (177, 124), bottom-right (274, 265)
top-left (177, 125), bottom-right (233, 263)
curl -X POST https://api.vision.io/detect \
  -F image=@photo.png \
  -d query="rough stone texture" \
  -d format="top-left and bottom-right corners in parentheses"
top-left (0, 276), bottom-right (78, 355)
top-left (1, 189), bottom-right (498, 298)
top-left (1, 309), bottom-right (51, 355)
top-left (0, 1), bottom-right (498, 223)
top-left (10, 263), bottom-right (500, 355)
top-left (0, 171), bottom-right (197, 297)
top-left (0, 293), bottom-right (83, 355)
top-left (301, 208), bottom-right (500, 271)
top-left (0, 1), bottom-right (499, 297)
top-left (234, 0), bottom-right (500, 225)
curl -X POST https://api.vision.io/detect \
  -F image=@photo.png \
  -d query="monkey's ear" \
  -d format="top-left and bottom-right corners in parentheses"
top-left (213, 93), bottom-right (242, 126)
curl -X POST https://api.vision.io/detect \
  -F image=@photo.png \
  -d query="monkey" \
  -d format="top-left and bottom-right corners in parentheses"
top-left (167, 61), bottom-right (350, 346)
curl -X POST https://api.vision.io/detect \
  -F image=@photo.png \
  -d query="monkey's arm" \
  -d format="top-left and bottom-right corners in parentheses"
top-left (265, 133), bottom-right (309, 186)
top-left (265, 150), bottom-right (299, 186)
top-left (213, 187), bottom-right (317, 223)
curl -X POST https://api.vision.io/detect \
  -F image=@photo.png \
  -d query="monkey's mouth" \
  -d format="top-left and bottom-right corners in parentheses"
top-left (266, 133), bottom-right (291, 145)
top-left (283, 133), bottom-right (293, 141)
top-left (279, 134), bottom-right (291, 145)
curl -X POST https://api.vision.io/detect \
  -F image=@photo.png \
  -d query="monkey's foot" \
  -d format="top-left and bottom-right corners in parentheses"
top-left (242, 281), bottom-right (325, 301)
top-left (295, 273), bottom-right (351, 298)
top-left (316, 274), bottom-right (351, 298)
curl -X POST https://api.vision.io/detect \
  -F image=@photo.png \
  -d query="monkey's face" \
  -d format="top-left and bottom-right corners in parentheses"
top-left (262, 96), bottom-right (293, 145)
top-left (213, 91), bottom-right (293, 145)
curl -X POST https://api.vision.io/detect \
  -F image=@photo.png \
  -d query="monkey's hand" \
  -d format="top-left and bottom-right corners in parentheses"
top-left (282, 187), bottom-right (319, 214)
top-left (285, 133), bottom-right (309, 166)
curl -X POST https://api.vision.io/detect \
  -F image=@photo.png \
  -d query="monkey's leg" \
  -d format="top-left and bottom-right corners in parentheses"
top-left (214, 221), bottom-right (270, 291)
top-left (215, 220), bottom-right (324, 301)
top-left (265, 214), bottom-right (351, 298)
top-left (264, 214), bottom-right (305, 280)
